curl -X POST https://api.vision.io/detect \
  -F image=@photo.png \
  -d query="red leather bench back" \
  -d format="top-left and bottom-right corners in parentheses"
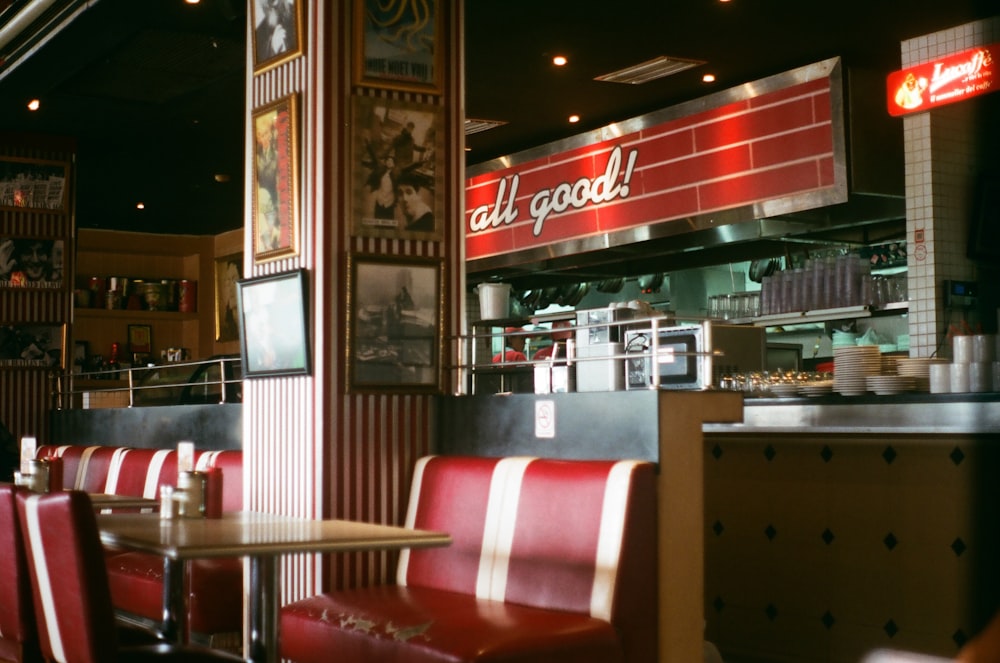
top-left (397, 455), bottom-right (658, 658)
top-left (37, 445), bottom-right (243, 511)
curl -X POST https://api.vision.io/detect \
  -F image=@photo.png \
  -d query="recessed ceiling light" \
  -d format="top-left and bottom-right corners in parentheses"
top-left (136, 202), bottom-right (145, 210)
top-left (214, 173), bottom-right (231, 183)
top-left (702, 73), bottom-right (716, 83)
top-left (595, 55), bottom-right (705, 85)
top-left (26, 99), bottom-right (39, 111)
top-left (552, 55), bottom-right (567, 66)
top-left (568, 114), bottom-right (580, 124)
top-left (184, 0), bottom-right (200, 4)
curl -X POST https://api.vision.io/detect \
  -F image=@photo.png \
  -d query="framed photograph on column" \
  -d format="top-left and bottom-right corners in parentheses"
top-left (250, 0), bottom-right (304, 74)
top-left (251, 94), bottom-right (300, 264)
top-left (347, 253), bottom-right (442, 393)
top-left (353, 0), bottom-right (442, 93)
top-left (351, 96), bottom-right (443, 240)
top-left (237, 270), bottom-right (310, 378)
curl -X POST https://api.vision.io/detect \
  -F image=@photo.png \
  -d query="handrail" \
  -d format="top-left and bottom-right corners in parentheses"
top-left (52, 356), bottom-right (242, 409)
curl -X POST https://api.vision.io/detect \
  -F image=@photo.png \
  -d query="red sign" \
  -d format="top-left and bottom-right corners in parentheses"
top-left (466, 77), bottom-right (838, 263)
top-left (886, 43), bottom-right (997, 117)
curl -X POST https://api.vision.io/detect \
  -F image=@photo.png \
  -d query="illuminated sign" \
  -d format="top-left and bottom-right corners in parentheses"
top-left (465, 76), bottom-right (839, 263)
top-left (886, 43), bottom-right (997, 117)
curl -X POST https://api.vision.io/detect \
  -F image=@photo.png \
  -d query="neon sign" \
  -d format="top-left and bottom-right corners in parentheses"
top-left (887, 43), bottom-right (997, 117)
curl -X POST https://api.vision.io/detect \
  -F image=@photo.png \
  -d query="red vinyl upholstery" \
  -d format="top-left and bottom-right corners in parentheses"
top-left (0, 484), bottom-right (42, 663)
top-left (280, 455), bottom-right (659, 663)
top-left (15, 490), bottom-right (240, 663)
top-left (35, 445), bottom-right (244, 641)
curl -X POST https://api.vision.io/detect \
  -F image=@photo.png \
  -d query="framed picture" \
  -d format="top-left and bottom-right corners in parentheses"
top-left (250, 0), bottom-right (304, 74)
top-left (237, 269), bottom-right (310, 378)
top-left (252, 93), bottom-right (300, 264)
top-left (0, 157), bottom-right (69, 211)
top-left (347, 253), bottom-right (442, 392)
top-left (128, 324), bottom-right (152, 354)
top-left (351, 96), bottom-right (443, 240)
top-left (353, 0), bottom-right (442, 93)
top-left (0, 324), bottom-right (64, 369)
top-left (0, 237), bottom-right (65, 289)
top-left (215, 253), bottom-right (243, 342)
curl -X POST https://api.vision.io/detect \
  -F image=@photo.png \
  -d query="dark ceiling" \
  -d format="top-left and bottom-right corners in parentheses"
top-left (0, 0), bottom-right (995, 238)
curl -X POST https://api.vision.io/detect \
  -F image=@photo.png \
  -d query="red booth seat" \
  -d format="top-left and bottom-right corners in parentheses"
top-left (35, 445), bottom-right (243, 649)
top-left (280, 455), bottom-right (659, 663)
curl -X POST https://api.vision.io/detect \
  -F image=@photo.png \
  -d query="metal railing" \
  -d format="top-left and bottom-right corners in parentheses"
top-left (52, 356), bottom-right (242, 409)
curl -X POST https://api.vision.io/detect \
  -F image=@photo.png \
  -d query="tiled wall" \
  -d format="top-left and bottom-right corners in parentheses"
top-left (903, 16), bottom-right (1000, 357)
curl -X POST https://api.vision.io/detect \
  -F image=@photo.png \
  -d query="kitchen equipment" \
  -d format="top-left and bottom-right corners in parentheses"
top-left (624, 321), bottom-right (765, 390)
top-left (575, 306), bottom-right (635, 347)
top-left (477, 283), bottom-right (511, 320)
top-left (576, 342), bottom-right (624, 392)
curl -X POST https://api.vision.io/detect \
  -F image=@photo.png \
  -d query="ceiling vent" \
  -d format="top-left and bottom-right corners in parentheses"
top-left (464, 117), bottom-right (507, 135)
top-left (595, 55), bottom-right (705, 85)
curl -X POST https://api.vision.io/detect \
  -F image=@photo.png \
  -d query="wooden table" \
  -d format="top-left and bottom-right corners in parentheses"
top-left (97, 511), bottom-right (451, 663)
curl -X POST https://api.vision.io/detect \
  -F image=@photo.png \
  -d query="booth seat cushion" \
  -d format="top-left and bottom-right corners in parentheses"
top-left (280, 455), bottom-right (658, 663)
top-left (106, 555), bottom-right (244, 634)
top-left (280, 585), bottom-right (624, 663)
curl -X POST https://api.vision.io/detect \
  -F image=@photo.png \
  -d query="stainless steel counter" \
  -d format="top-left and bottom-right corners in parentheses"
top-left (705, 393), bottom-right (1000, 434)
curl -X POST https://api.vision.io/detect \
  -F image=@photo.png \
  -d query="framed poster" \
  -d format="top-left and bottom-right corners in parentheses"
top-left (237, 269), bottom-right (310, 378)
top-left (0, 157), bottom-right (69, 211)
top-left (0, 324), bottom-right (64, 369)
top-left (0, 237), bottom-right (65, 289)
top-left (353, 0), bottom-right (442, 93)
top-left (128, 324), bottom-right (152, 354)
top-left (347, 253), bottom-right (442, 392)
top-left (351, 96), bottom-right (443, 240)
top-left (215, 253), bottom-right (243, 342)
top-left (250, 0), bottom-right (304, 73)
top-left (252, 94), bottom-right (300, 264)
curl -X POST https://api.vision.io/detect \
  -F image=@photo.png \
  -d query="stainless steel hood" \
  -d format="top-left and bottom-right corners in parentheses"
top-left (466, 59), bottom-right (905, 290)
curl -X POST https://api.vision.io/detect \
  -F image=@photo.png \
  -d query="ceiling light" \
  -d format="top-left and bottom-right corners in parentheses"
top-left (595, 55), bottom-right (705, 85)
top-left (552, 55), bottom-right (567, 66)
top-left (702, 73), bottom-right (716, 83)
top-left (568, 114), bottom-right (580, 124)
top-left (184, 0), bottom-right (200, 4)
top-left (26, 98), bottom-right (39, 111)
top-left (465, 118), bottom-right (507, 135)
top-left (136, 202), bottom-right (145, 210)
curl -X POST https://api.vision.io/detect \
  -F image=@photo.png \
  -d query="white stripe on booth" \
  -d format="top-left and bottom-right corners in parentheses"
top-left (103, 448), bottom-right (130, 494)
top-left (143, 449), bottom-right (173, 498)
top-left (74, 446), bottom-right (99, 490)
top-left (396, 455), bottom-right (434, 586)
top-left (24, 494), bottom-right (66, 663)
top-left (590, 460), bottom-right (637, 621)
top-left (480, 457), bottom-right (533, 601)
top-left (195, 450), bottom-right (220, 471)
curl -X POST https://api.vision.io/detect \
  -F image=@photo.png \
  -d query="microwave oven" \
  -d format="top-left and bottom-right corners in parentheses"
top-left (623, 321), bottom-right (765, 390)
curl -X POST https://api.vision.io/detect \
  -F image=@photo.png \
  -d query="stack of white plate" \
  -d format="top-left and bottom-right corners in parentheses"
top-left (865, 374), bottom-right (917, 395)
top-left (769, 382), bottom-right (801, 398)
top-left (833, 345), bottom-right (882, 395)
top-left (798, 381), bottom-right (834, 397)
top-left (894, 357), bottom-right (947, 392)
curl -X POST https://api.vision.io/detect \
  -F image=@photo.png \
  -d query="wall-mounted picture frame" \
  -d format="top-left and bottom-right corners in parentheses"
top-left (0, 157), bottom-right (69, 212)
top-left (0, 324), bottom-right (64, 369)
top-left (237, 269), bottom-right (310, 378)
top-left (0, 237), bottom-right (65, 289)
top-left (252, 93), bottom-right (300, 264)
top-left (127, 324), bottom-right (152, 355)
top-left (215, 253), bottom-right (243, 342)
top-left (351, 96), bottom-right (444, 240)
top-left (250, 0), bottom-right (304, 74)
top-left (347, 253), bottom-right (442, 393)
top-left (353, 0), bottom-right (442, 94)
